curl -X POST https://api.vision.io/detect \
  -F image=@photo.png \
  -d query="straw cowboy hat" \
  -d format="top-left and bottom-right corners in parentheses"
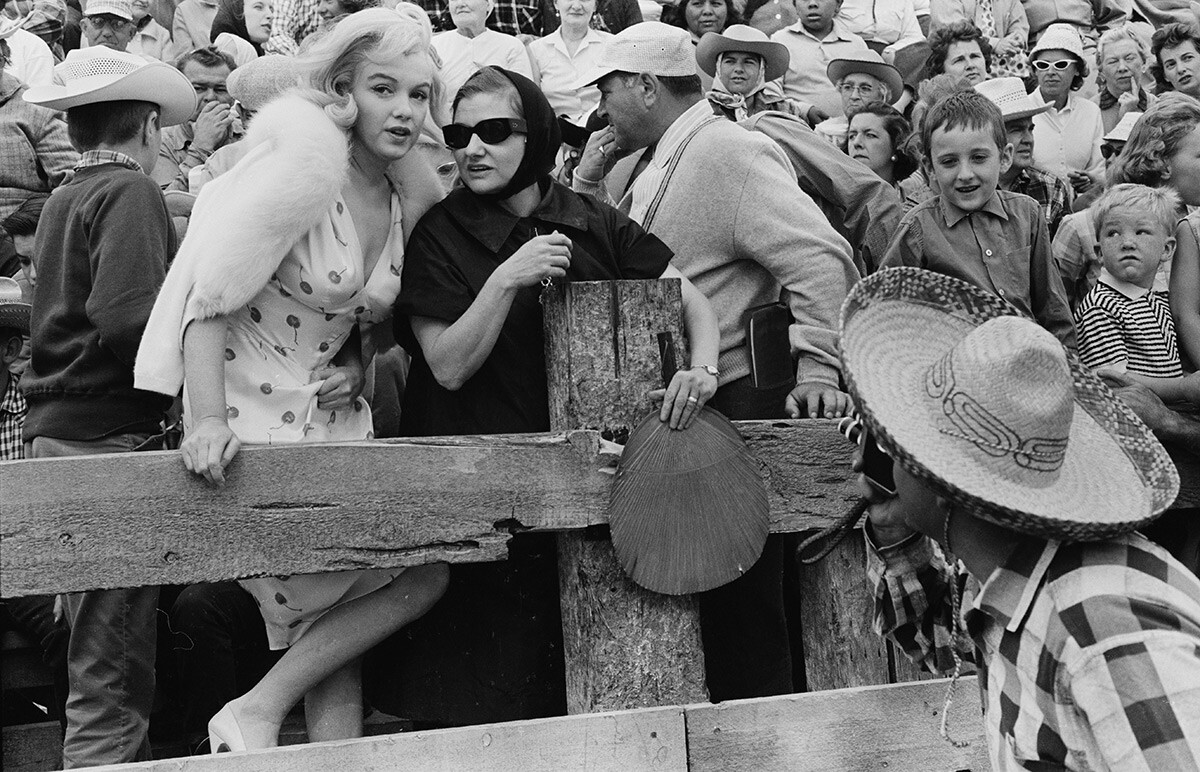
top-left (696, 25), bottom-right (790, 82)
top-left (23, 46), bottom-right (196, 126)
top-left (1029, 23), bottom-right (1089, 75)
top-left (839, 268), bottom-right (1178, 541)
top-left (0, 277), bottom-right (30, 333)
top-left (975, 76), bottom-right (1050, 121)
top-left (826, 50), bottom-right (904, 105)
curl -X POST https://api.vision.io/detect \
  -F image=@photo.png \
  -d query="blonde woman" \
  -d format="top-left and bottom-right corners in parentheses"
top-left (136, 9), bottom-right (449, 751)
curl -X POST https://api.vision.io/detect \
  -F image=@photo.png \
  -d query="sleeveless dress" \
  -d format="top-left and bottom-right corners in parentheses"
top-left (183, 190), bottom-right (406, 649)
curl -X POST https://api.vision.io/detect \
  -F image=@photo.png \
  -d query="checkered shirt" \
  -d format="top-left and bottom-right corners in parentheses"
top-left (0, 373), bottom-right (26, 460)
top-left (1009, 165), bottom-right (1073, 238)
top-left (868, 529), bottom-right (1200, 769)
top-left (264, 0), bottom-right (321, 55)
top-left (75, 150), bottom-right (143, 174)
top-left (414, 0), bottom-right (543, 36)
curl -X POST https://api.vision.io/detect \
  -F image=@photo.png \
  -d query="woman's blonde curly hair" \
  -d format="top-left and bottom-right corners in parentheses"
top-left (1108, 92), bottom-right (1200, 188)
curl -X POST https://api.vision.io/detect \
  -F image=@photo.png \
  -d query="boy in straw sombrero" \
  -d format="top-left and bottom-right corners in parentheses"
top-left (842, 267), bottom-right (1200, 768)
top-left (20, 46), bottom-right (195, 767)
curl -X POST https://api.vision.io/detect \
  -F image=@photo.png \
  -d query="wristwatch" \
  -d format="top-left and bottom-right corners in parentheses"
top-left (690, 364), bottom-right (720, 378)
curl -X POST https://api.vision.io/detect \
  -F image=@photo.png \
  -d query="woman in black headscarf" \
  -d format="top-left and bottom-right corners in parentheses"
top-left (374, 68), bottom-right (719, 727)
top-left (396, 66), bottom-right (719, 437)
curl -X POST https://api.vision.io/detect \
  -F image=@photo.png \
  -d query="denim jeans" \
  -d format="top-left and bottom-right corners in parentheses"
top-left (28, 432), bottom-right (160, 768)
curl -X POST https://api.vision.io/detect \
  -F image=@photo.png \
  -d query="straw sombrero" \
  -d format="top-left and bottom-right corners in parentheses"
top-left (839, 268), bottom-right (1178, 541)
top-left (0, 276), bottom-right (31, 332)
top-left (23, 46), bottom-right (196, 126)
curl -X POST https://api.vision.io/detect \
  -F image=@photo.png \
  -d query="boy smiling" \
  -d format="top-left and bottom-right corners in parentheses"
top-left (881, 90), bottom-right (1076, 348)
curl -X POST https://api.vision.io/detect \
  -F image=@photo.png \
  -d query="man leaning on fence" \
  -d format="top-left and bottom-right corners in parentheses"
top-left (842, 267), bottom-right (1200, 769)
top-left (19, 48), bottom-right (195, 767)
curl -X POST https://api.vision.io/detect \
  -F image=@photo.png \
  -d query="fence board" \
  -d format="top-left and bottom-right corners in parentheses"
top-left (686, 677), bottom-right (989, 771)
top-left (87, 705), bottom-right (690, 772)
top-left (1, 422), bottom-right (858, 598)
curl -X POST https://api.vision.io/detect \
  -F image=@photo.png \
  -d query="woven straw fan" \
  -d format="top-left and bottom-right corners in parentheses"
top-left (608, 333), bottom-right (770, 595)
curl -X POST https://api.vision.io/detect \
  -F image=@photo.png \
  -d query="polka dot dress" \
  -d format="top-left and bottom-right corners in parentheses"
top-left (183, 193), bottom-right (405, 649)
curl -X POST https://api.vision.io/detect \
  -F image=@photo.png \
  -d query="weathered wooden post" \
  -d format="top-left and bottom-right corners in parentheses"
top-left (543, 279), bottom-right (709, 713)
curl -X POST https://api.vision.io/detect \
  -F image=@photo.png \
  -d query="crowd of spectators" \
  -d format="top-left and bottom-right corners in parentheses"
top-left (4, 0), bottom-right (1200, 767)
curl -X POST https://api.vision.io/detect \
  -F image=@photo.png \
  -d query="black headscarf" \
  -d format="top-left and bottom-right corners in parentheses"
top-left (466, 67), bottom-right (561, 201)
top-left (210, 0), bottom-right (264, 56)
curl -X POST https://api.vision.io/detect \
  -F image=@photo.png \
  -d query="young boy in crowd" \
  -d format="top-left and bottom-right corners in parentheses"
top-left (881, 90), bottom-right (1077, 349)
top-left (20, 47), bottom-right (195, 767)
top-left (1076, 183), bottom-right (1200, 402)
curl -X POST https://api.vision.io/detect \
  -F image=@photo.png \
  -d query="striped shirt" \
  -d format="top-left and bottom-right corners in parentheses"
top-left (1075, 270), bottom-right (1181, 378)
top-left (868, 528), bottom-right (1200, 769)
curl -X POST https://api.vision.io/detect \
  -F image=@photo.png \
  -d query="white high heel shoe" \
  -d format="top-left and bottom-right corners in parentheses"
top-left (208, 704), bottom-right (247, 753)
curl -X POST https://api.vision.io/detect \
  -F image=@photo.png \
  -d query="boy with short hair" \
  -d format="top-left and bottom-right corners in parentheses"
top-left (21, 46), bottom-right (195, 768)
top-left (1075, 183), bottom-right (1200, 402)
top-left (881, 90), bottom-right (1076, 348)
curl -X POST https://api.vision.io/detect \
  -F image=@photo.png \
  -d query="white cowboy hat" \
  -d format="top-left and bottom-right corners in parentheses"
top-left (975, 76), bottom-right (1050, 121)
top-left (23, 46), bottom-right (196, 126)
top-left (826, 50), bottom-right (904, 105)
top-left (696, 25), bottom-right (790, 83)
top-left (839, 267), bottom-right (1178, 541)
top-left (0, 276), bottom-right (30, 333)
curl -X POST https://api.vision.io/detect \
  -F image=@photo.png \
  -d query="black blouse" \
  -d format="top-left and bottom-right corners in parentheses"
top-left (395, 180), bottom-right (673, 436)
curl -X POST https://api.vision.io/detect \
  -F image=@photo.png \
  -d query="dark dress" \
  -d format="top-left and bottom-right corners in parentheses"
top-left (365, 180), bottom-right (671, 726)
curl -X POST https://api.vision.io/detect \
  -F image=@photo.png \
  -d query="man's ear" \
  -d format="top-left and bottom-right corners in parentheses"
top-left (1, 334), bottom-right (22, 368)
top-left (639, 72), bottom-right (658, 107)
top-left (998, 141), bottom-right (1014, 175)
top-left (142, 108), bottom-right (161, 144)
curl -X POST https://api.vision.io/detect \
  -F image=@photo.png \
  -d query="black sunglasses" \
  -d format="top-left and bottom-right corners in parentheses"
top-left (1100, 142), bottom-right (1123, 160)
top-left (443, 118), bottom-right (528, 149)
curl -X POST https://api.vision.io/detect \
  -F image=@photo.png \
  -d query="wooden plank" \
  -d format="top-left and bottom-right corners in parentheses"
top-left (2, 721), bottom-right (61, 772)
top-left (797, 536), bottom-right (890, 691)
top-left (87, 704), bottom-right (689, 772)
top-left (545, 279), bottom-right (708, 713)
top-left (686, 677), bottom-right (990, 771)
top-left (1, 422), bottom-right (855, 598)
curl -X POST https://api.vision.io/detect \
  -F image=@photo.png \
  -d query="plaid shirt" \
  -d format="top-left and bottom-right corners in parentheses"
top-left (1009, 165), bottom-right (1073, 239)
top-left (414, 0), bottom-right (543, 36)
top-left (264, 0), bottom-right (321, 56)
top-left (869, 529), bottom-right (1200, 769)
top-left (0, 373), bottom-right (26, 460)
top-left (76, 150), bottom-right (144, 174)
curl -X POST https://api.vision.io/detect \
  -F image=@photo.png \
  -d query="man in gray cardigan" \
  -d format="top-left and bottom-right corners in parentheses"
top-left (573, 21), bottom-right (860, 701)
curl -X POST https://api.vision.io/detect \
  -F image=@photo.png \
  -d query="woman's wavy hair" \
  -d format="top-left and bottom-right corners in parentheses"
top-left (1108, 92), bottom-right (1200, 187)
top-left (296, 7), bottom-right (443, 130)
top-left (848, 102), bottom-right (918, 180)
top-left (1150, 22), bottom-right (1200, 94)
top-left (925, 21), bottom-right (992, 81)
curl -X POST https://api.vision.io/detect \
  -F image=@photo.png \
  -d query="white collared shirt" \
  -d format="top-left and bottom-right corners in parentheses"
top-left (528, 27), bottom-right (611, 122)
top-left (626, 99), bottom-right (718, 226)
top-left (1030, 89), bottom-right (1105, 184)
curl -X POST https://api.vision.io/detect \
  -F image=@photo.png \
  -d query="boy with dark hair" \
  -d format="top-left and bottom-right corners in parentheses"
top-left (21, 46), bottom-right (195, 768)
top-left (881, 90), bottom-right (1076, 348)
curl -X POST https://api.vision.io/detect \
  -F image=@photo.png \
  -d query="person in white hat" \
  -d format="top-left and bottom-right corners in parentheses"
top-left (843, 266), bottom-right (1200, 770)
top-left (1029, 23), bottom-right (1106, 197)
top-left (573, 20), bottom-right (859, 703)
top-left (80, 0), bottom-right (138, 52)
top-left (695, 23), bottom-right (802, 119)
top-left (975, 75), bottom-right (1072, 238)
top-left (0, 6), bottom-right (54, 87)
top-left (813, 48), bottom-right (904, 147)
top-left (19, 45), bottom-right (194, 767)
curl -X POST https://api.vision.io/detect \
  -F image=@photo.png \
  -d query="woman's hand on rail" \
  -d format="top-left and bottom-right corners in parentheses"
top-left (181, 416), bottom-right (241, 486)
top-left (649, 368), bottom-right (718, 430)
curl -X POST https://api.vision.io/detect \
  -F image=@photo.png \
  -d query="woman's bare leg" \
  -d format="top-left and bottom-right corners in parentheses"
top-left (304, 659), bottom-right (363, 742)
top-left (218, 562), bottom-right (448, 749)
